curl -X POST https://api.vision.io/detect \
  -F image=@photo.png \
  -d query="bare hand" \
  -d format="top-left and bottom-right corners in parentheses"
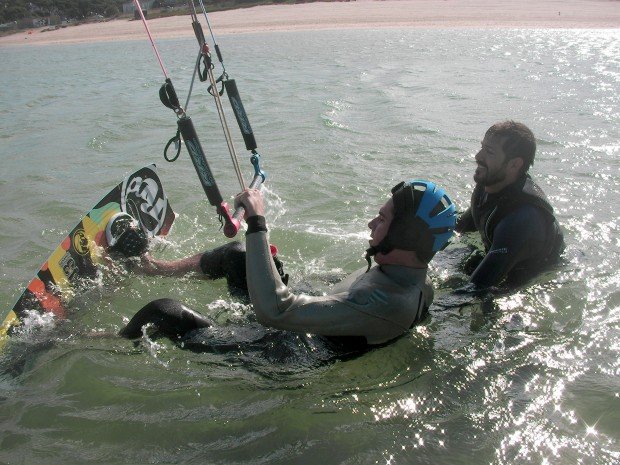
top-left (234, 188), bottom-right (265, 218)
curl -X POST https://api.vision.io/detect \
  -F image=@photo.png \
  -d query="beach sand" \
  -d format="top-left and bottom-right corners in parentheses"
top-left (0, 0), bottom-right (618, 47)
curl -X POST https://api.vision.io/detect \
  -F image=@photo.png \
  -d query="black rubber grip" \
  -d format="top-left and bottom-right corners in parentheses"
top-left (224, 79), bottom-right (257, 151)
top-left (177, 116), bottom-right (224, 207)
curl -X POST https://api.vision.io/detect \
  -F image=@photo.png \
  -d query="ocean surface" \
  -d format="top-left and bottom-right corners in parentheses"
top-left (0, 27), bottom-right (618, 464)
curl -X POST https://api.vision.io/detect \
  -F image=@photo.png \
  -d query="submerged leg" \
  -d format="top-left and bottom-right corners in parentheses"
top-left (119, 298), bottom-right (212, 339)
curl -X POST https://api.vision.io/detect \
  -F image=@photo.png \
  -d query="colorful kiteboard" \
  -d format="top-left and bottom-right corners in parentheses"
top-left (0, 165), bottom-right (176, 350)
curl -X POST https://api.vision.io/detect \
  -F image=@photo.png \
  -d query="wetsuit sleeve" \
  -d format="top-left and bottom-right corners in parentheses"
top-left (455, 207), bottom-right (476, 233)
top-left (470, 205), bottom-right (548, 288)
top-left (245, 229), bottom-right (420, 345)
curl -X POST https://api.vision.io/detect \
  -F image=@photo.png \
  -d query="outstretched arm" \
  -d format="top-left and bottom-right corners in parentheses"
top-left (133, 253), bottom-right (204, 277)
top-left (130, 242), bottom-right (248, 296)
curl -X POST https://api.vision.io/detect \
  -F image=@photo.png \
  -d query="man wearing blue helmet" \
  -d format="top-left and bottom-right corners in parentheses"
top-left (233, 180), bottom-right (456, 345)
top-left (456, 121), bottom-right (565, 288)
top-left (119, 180), bottom-right (456, 349)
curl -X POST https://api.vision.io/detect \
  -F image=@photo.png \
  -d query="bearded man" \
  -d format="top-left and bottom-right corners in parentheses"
top-left (456, 121), bottom-right (565, 288)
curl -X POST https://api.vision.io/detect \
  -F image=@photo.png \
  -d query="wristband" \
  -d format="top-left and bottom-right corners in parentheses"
top-left (246, 215), bottom-right (267, 235)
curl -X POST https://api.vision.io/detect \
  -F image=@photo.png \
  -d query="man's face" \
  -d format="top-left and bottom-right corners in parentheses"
top-left (368, 198), bottom-right (395, 248)
top-left (474, 134), bottom-right (511, 186)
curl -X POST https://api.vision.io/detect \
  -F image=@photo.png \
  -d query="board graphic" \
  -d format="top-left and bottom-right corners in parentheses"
top-left (0, 165), bottom-right (176, 349)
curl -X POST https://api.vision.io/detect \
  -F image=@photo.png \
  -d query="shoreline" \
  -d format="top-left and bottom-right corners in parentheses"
top-left (1, 0), bottom-right (619, 47)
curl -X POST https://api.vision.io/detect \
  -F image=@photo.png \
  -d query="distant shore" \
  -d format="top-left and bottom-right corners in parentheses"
top-left (1, 0), bottom-right (619, 47)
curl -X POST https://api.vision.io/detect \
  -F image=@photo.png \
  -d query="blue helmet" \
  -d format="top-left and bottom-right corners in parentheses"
top-left (368, 179), bottom-right (456, 263)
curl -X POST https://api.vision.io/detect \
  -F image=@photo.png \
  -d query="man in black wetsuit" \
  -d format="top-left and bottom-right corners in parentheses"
top-left (104, 212), bottom-right (252, 296)
top-left (135, 242), bottom-right (252, 297)
top-left (456, 121), bottom-right (565, 288)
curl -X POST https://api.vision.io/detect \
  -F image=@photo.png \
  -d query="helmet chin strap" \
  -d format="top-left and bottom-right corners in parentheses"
top-left (364, 247), bottom-right (376, 272)
top-left (364, 241), bottom-right (394, 272)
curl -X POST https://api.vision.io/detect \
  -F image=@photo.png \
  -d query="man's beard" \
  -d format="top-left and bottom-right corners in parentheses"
top-left (474, 162), bottom-right (508, 186)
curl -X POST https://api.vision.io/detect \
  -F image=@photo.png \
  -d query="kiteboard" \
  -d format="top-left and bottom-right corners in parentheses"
top-left (0, 164), bottom-right (176, 350)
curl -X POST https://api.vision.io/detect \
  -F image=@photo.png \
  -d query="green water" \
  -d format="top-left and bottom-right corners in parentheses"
top-left (0, 28), bottom-right (618, 464)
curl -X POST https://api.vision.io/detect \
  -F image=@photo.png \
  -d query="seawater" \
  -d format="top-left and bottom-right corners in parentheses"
top-left (0, 28), bottom-right (618, 464)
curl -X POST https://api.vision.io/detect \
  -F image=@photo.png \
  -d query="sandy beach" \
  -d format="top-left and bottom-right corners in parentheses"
top-left (0, 0), bottom-right (618, 47)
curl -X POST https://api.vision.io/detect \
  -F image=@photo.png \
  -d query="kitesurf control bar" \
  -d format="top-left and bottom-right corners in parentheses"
top-left (160, 76), bottom-right (263, 238)
top-left (134, 0), bottom-right (268, 238)
top-left (187, 0), bottom-right (266, 235)
top-left (132, 0), bottom-right (240, 237)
